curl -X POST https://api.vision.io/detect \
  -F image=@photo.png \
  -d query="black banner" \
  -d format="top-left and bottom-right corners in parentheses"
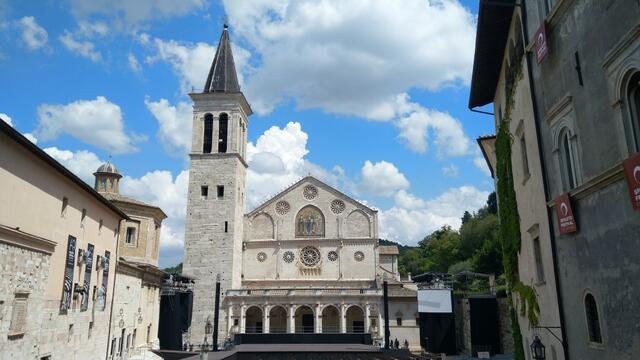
top-left (100, 251), bottom-right (111, 311)
top-left (81, 243), bottom-right (94, 311)
top-left (60, 235), bottom-right (76, 311)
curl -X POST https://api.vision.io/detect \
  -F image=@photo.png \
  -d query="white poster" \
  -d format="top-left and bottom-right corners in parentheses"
top-left (418, 289), bottom-right (452, 313)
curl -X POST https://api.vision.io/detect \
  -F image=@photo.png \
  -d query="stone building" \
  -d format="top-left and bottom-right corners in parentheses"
top-left (470, 2), bottom-right (564, 359)
top-left (182, 25), bottom-right (420, 351)
top-left (472, 0), bottom-right (640, 359)
top-left (94, 162), bottom-right (167, 359)
top-left (0, 119), bottom-right (127, 360)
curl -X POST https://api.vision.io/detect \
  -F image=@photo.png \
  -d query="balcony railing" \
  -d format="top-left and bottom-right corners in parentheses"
top-left (226, 288), bottom-right (381, 297)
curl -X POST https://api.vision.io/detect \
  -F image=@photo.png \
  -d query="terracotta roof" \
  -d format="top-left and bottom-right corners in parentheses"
top-left (102, 193), bottom-right (167, 219)
top-left (378, 245), bottom-right (399, 255)
top-left (204, 24), bottom-right (240, 93)
top-left (388, 284), bottom-right (417, 298)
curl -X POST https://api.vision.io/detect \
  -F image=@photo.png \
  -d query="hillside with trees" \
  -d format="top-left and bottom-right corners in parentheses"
top-left (395, 192), bottom-right (502, 282)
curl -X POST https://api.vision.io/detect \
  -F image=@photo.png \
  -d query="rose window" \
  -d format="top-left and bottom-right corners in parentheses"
top-left (354, 251), bottom-right (365, 262)
top-left (275, 201), bottom-right (290, 215)
top-left (330, 199), bottom-right (346, 214)
top-left (300, 246), bottom-right (321, 266)
top-left (303, 185), bottom-right (318, 200)
top-left (257, 252), bottom-right (267, 262)
top-left (328, 250), bottom-right (338, 262)
top-left (283, 251), bottom-right (295, 263)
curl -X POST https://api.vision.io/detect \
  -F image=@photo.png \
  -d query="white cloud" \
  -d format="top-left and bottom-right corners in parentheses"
top-left (128, 53), bottom-right (142, 72)
top-left (394, 94), bottom-right (471, 156)
top-left (17, 16), bottom-right (48, 50)
top-left (380, 186), bottom-right (490, 245)
top-left (44, 147), bottom-right (103, 184)
top-left (474, 153), bottom-right (491, 177)
top-left (144, 98), bottom-right (192, 154)
top-left (60, 31), bottom-right (102, 62)
top-left (360, 160), bottom-right (410, 197)
top-left (0, 112), bottom-right (12, 126)
top-left (23, 133), bottom-right (37, 144)
top-left (69, 0), bottom-right (206, 28)
top-left (223, 0), bottom-right (476, 117)
top-left (145, 37), bottom-right (250, 93)
top-left (77, 20), bottom-right (109, 37)
top-left (120, 170), bottom-right (189, 250)
top-left (442, 164), bottom-right (459, 177)
top-left (36, 96), bottom-right (143, 154)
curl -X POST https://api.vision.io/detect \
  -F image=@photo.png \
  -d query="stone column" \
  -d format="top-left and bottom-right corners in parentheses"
top-left (340, 304), bottom-right (347, 333)
top-left (288, 305), bottom-right (295, 333)
top-left (263, 305), bottom-right (270, 334)
top-left (315, 304), bottom-right (322, 333)
top-left (240, 305), bottom-right (247, 334)
top-left (365, 303), bottom-right (371, 333)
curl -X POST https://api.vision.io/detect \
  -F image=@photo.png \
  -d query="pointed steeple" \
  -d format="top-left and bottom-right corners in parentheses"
top-left (204, 24), bottom-right (241, 93)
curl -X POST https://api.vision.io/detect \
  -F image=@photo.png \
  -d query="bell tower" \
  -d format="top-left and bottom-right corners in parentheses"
top-left (182, 24), bottom-right (251, 347)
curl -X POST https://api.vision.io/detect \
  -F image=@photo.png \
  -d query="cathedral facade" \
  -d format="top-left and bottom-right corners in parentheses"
top-left (183, 26), bottom-right (419, 350)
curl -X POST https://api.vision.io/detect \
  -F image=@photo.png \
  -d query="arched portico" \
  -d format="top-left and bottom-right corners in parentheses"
top-left (245, 306), bottom-right (263, 333)
top-left (321, 305), bottom-right (340, 333)
top-left (269, 306), bottom-right (288, 333)
top-left (294, 305), bottom-right (314, 333)
top-left (346, 305), bottom-right (365, 333)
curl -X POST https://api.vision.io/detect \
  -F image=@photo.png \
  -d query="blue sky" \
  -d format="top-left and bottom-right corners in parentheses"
top-left (0, 0), bottom-right (495, 267)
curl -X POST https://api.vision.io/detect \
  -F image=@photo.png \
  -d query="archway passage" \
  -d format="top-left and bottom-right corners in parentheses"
top-left (346, 306), bottom-right (365, 333)
top-left (294, 305), bottom-right (314, 333)
top-left (245, 306), bottom-right (263, 333)
top-left (269, 306), bottom-right (287, 333)
top-left (322, 305), bottom-right (340, 333)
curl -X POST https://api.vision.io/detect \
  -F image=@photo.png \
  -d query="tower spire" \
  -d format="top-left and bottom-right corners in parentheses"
top-left (204, 24), bottom-right (240, 93)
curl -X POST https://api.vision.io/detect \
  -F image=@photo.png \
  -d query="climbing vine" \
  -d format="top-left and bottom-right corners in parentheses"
top-left (495, 49), bottom-right (539, 359)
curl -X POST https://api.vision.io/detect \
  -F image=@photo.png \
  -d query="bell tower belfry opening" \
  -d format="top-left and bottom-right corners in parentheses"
top-left (182, 24), bottom-right (252, 348)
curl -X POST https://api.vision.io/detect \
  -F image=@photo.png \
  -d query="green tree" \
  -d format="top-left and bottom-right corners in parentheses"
top-left (461, 211), bottom-right (472, 225)
top-left (418, 225), bottom-right (462, 273)
top-left (459, 213), bottom-right (499, 259)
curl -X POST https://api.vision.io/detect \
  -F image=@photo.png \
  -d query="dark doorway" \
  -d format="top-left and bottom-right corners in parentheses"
top-left (420, 312), bottom-right (456, 354)
top-left (302, 314), bottom-right (314, 333)
top-left (469, 297), bottom-right (500, 356)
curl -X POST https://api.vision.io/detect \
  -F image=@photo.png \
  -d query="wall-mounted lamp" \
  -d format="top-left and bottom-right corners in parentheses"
top-left (530, 335), bottom-right (546, 360)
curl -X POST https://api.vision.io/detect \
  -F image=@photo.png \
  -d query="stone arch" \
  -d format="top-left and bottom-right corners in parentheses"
top-left (294, 305), bottom-right (315, 333)
top-left (250, 212), bottom-right (274, 240)
top-left (295, 205), bottom-right (325, 237)
top-left (345, 305), bottom-right (365, 333)
top-left (245, 306), bottom-right (263, 333)
top-left (346, 210), bottom-right (370, 238)
top-left (269, 306), bottom-right (287, 333)
top-left (321, 305), bottom-right (340, 333)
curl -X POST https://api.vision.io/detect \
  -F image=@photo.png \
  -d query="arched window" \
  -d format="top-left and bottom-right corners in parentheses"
top-left (584, 293), bottom-right (603, 344)
top-left (203, 113), bottom-right (213, 153)
top-left (559, 128), bottom-right (577, 190)
top-left (625, 71), bottom-right (640, 151)
top-left (295, 205), bottom-right (325, 237)
top-left (218, 113), bottom-right (228, 153)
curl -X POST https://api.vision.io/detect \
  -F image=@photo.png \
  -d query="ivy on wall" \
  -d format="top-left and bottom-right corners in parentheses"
top-left (494, 50), bottom-right (540, 360)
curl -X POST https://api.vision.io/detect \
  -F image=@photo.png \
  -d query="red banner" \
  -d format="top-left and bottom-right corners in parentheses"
top-left (535, 23), bottom-right (549, 64)
top-left (623, 153), bottom-right (640, 210)
top-left (554, 193), bottom-right (577, 234)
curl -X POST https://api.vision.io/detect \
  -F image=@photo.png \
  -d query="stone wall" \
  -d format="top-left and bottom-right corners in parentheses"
top-left (0, 241), bottom-right (51, 360)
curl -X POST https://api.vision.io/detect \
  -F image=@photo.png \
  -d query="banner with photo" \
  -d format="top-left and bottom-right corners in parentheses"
top-left (60, 235), bottom-right (76, 311)
top-left (100, 251), bottom-right (111, 311)
top-left (81, 243), bottom-right (94, 311)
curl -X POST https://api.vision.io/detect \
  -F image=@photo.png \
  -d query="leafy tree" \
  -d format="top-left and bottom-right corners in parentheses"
top-left (164, 262), bottom-right (183, 275)
top-left (459, 213), bottom-right (498, 259)
top-left (461, 211), bottom-right (472, 225)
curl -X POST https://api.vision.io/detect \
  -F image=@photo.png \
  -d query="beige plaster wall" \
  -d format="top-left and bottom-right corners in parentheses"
top-left (0, 132), bottom-right (123, 359)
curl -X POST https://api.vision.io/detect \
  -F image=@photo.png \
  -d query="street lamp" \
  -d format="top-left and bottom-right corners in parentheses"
top-left (382, 273), bottom-right (390, 350)
top-left (530, 335), bottom-right (546, 360)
